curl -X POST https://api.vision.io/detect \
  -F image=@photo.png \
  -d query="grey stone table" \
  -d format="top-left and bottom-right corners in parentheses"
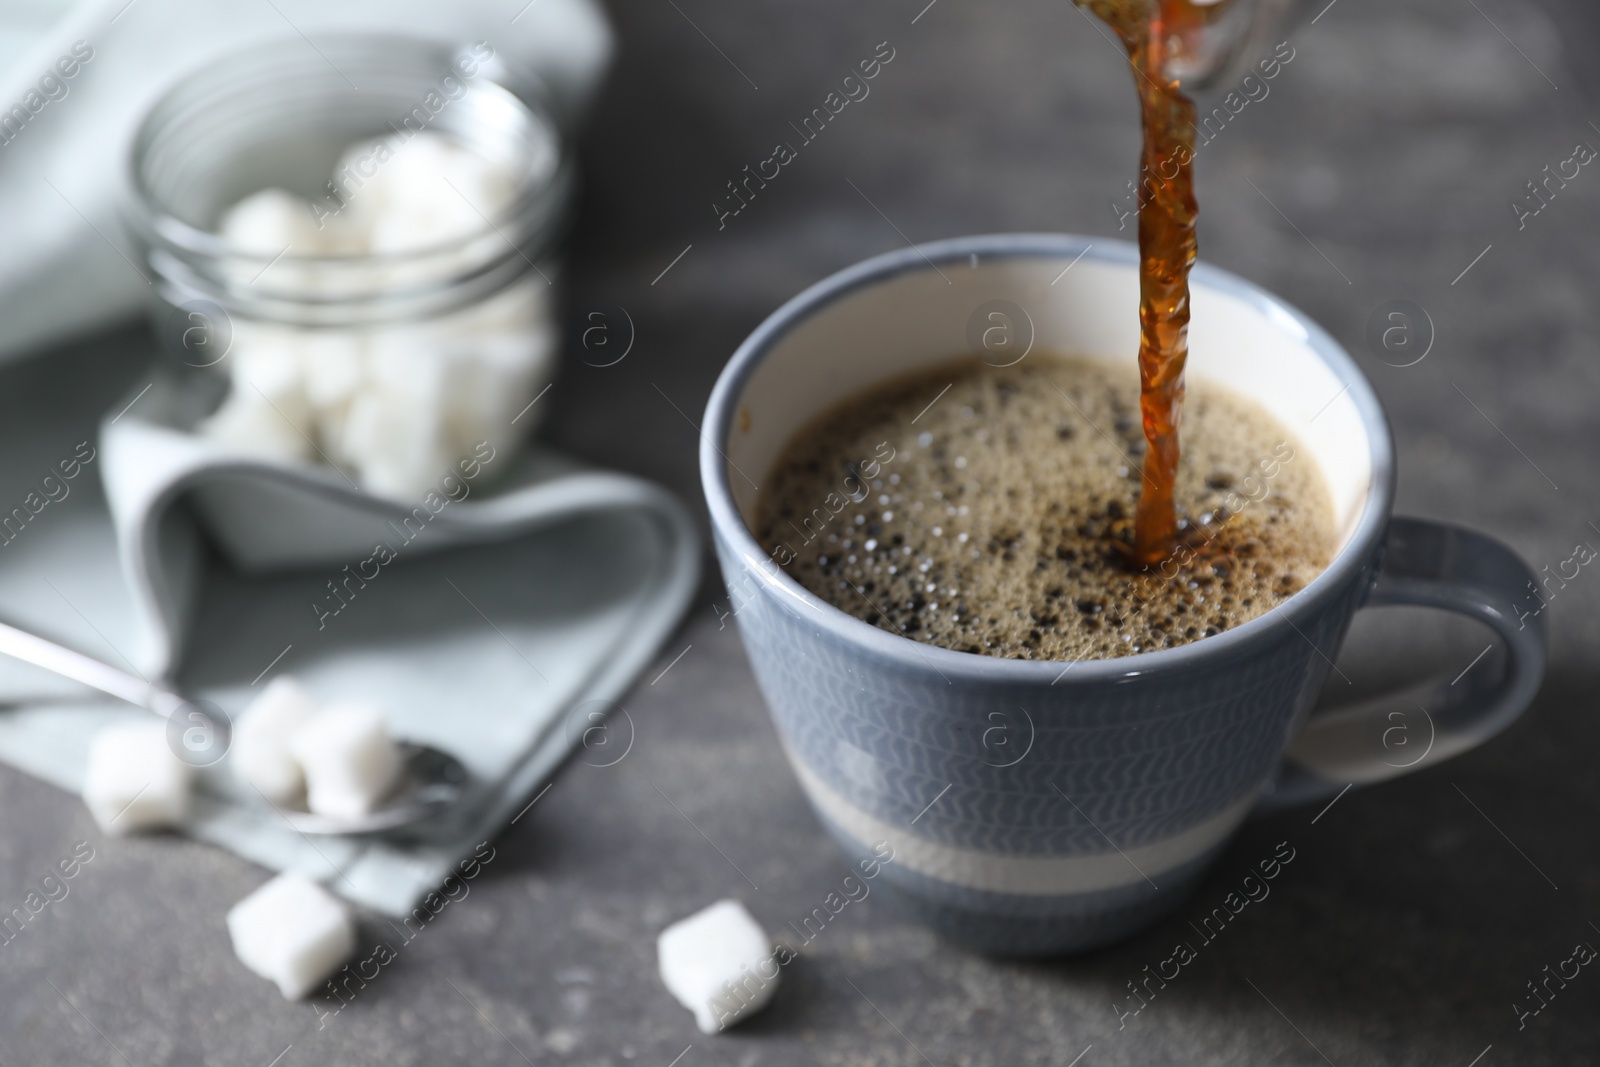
top-left (0, 0), bottom-right (1597, 1063)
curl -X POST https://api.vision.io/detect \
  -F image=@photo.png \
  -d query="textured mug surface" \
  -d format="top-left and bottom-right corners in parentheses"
top-left (700, 234), bottom-right (1545, 955)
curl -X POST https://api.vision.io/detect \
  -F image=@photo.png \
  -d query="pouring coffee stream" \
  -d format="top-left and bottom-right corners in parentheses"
top-left (1075, 0), bottom-right (1295, 566)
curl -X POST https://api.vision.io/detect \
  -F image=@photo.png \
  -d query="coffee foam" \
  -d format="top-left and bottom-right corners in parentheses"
top-left (754, 355), bottom-right (1335, 661)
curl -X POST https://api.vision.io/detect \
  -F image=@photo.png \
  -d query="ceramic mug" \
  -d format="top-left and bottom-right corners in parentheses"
top-left (699, 234), bottom-right (1547, 955)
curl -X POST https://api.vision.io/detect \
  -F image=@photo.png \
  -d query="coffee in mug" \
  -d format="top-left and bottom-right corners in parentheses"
top-left (755, 356), bottom-right (1334, 660)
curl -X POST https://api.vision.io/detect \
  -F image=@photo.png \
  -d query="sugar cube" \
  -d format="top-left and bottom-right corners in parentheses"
top-left (345, 132), bottom-right (519, 255)
top-left (231, 330), bottom-right (314, 421)
top-left (337, 380), bottom-right (452, 500)
top-left (657, 899), bottom-right (779, 1033)
top-left (82, 720), bottom-right (192, 834)
top-left (199, 392), bottom-right (315, 464)
top-left (366, 198), bottom-right (487, 255)
top-left (231, 676), bottom-right (320, 804)
top-left (300, 330), bottom-right (366, 414)
top-left (218, 188), bottom-right (324, 256)
top-left (289, 703), bottom-right (404, 819)
top-left (455, 272), bottom-right (550, 337)
top-left (200, 324), bottom-right (317, 463)
top-left (226, 873), bottom-right (356, 1000)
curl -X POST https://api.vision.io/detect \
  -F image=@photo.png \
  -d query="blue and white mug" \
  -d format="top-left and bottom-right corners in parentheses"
top-left (700, 234), bottom-right (1547, 955)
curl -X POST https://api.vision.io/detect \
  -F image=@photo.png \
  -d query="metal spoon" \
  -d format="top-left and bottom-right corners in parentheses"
top-left (0, 618), bottom-right (469, 835)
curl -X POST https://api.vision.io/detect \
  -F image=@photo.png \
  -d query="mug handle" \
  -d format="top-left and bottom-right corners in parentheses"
top-left (1260, 517), bottom-right (1549, 810)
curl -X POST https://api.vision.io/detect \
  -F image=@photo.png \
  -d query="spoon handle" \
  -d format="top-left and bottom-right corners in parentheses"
top-left (0, 618), bottom-right (186, 718)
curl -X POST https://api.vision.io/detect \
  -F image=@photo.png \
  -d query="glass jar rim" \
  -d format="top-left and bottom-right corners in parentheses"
top-left (125, 32), bottom-right (571, 324)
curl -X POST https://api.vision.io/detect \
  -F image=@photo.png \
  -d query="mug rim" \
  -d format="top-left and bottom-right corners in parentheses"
top-left (700, 233), bottom-right (1396, 681)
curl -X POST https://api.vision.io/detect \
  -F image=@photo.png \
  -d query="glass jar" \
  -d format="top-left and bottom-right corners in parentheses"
top-left (125, 33), bottom-right (571, 500)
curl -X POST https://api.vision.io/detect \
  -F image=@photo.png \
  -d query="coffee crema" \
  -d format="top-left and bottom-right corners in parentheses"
top-left (754, 357), bottom-right (1334, 661)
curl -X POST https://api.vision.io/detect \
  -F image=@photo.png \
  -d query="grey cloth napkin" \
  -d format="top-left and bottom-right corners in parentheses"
top-left (0, 351), bottom-right (699, 918)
